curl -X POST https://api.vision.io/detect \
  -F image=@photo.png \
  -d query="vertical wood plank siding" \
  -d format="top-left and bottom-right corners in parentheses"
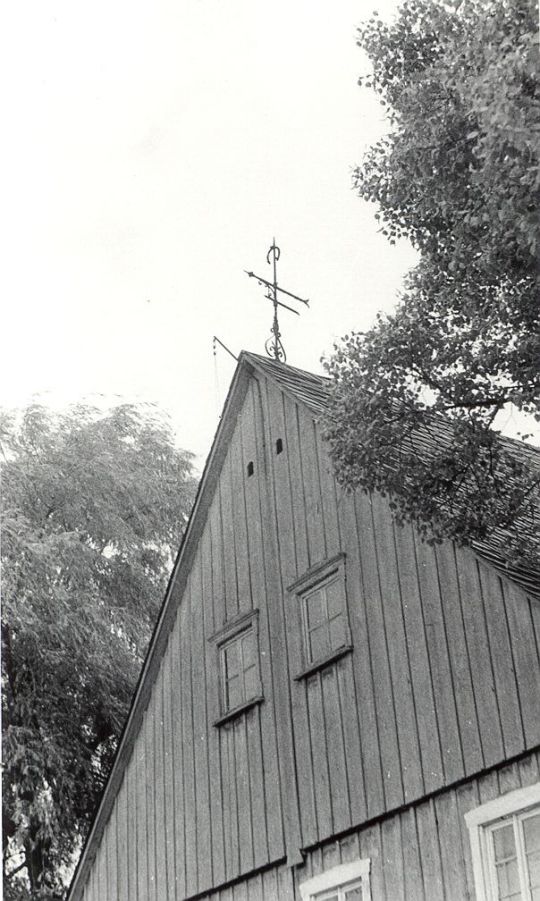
top-left (76, 372), bottom-right (540, 900)
top-left (293, 751), bottom-right (540, 901)
top-left (180, 753), bottom-right (540, 901)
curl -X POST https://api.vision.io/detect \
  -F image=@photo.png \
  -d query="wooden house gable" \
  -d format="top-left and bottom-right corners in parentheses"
top-left (69, 354), bottom-right (540, 901)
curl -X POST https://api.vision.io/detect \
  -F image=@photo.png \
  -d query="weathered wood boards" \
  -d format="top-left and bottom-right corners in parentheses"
top-left (73, 361), bottom-right (540, 901)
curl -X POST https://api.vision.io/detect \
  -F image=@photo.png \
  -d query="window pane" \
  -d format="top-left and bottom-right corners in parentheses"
top-left (241, 630), bottom-right (256, 669)
top-left (306, 590), bottom-right (325, 629)
top-left (493, 824), bottom-right (517, 863)
top-left (524, 812), bottom-right (540, 893)
top-left (326, 576), bottom-right (344, 617)
top-left (243, 664), bottom-right (258, 700)
top-left (344, 886), bottom-right (363, 901)
top-left (224, 641), bottom-right (240, 679)
top-left (309, 623), bottom-right (330, 662)
top-left (491, 824), bottom-right (519, 901)
top-left (528, 852), bottom-right (540, 892)
top-left (523, 813), bottom-right (540, 854)
top-left (225, 674), bottom-right (243, 710)
top-left (329, 613), bottom-right (346, 651)
top-left (495, 859), bottom-right (520, 900)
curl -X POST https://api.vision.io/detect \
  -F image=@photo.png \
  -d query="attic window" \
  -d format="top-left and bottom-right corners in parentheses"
top-left (247, 461), bottom-right (254, 477)
top-left (276, 438), bottom-right (283, 455)
top-left (289, 554), bottom-right (352, 679)
top-left (210, 611), bottom-right (263, 725)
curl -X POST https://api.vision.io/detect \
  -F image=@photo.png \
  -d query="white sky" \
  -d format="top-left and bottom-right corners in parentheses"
top-left (2, 0), bottom-right (420, 465)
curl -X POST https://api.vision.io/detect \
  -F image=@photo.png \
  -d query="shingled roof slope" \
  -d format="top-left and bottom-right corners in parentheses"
top-left (244, 352), bottom-right (540, 600)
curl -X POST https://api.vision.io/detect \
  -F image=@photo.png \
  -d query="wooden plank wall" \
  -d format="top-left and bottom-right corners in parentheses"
top-left (144, 751), bottom-right (540, 901)
top-left (257, 380), bottom-right (540, 854)
top-left (295, 750), bottom-right (540, 901)
top-left (78, 371), bottom-right (540, 900)
top-left (80, 378), bottom-right (287, 900)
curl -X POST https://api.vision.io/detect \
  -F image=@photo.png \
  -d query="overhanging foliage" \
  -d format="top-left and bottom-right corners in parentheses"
top-left (325, 0), bottom-right (539, 564)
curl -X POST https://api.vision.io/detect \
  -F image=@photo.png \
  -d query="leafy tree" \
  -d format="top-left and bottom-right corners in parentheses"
top-left (325, 0), bottom-right (539, 563)
top-left (1, 403), bottom-right (197, 899)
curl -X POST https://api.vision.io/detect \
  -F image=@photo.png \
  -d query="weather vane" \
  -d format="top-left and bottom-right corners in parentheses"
top-left (245, 240), bottom-right (309, 362)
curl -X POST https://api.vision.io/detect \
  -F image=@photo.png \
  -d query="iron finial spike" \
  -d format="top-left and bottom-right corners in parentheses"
top-left (245, 241), bottom-right (310, 363)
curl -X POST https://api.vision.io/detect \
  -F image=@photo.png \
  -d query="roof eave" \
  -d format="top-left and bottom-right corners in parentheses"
top-left (67, 354), bottom-right (255, 900)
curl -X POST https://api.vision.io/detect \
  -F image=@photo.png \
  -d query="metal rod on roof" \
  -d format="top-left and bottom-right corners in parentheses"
top-left (245, 241), bottom-right (309, 363)
top-left (212, 336), bottom-right (238, 362)
top-left (244, 271), bottom-right (309, 306)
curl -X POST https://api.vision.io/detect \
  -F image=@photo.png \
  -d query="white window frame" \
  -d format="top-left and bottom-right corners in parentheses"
top-left (299, 858), bottom-right (372, 901)
top-left (465, 781), bottom-right (540, 901)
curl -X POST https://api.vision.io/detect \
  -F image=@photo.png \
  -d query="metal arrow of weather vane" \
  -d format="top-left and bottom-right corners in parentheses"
top-left (245, 240), bottom-right (309, 362)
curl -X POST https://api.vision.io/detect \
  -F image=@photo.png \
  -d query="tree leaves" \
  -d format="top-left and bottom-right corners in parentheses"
top-left (2, 403), bottom-right (197, 898)
top-left (325, 0), bottom-right (539, 566)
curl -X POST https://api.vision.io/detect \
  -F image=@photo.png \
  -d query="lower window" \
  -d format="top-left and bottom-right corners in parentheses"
top-left (299, 858), bottom-right (371, 901)
top-left (465, 782), bottom-right (540, 901)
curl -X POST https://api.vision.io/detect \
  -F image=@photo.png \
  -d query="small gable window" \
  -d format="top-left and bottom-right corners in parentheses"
top-left (289, 554), bottom-right (352, 679)
top-left (210, 611), bottom-right (262, 724)
top-left (299, 857), bottom-right (371, 901)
